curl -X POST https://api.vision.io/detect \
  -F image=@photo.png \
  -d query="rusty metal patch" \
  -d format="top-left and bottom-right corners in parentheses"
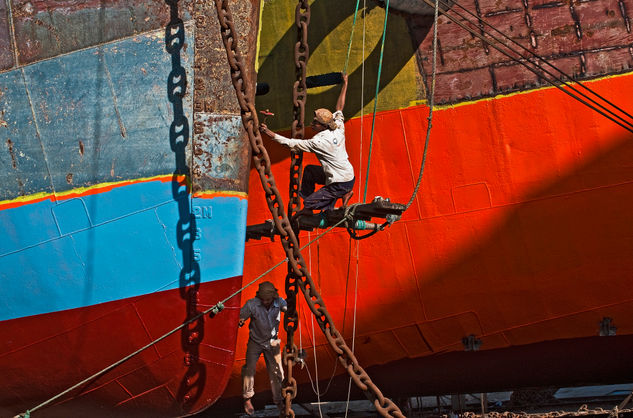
top-left (192, 0), bottom-right (258, 115)
top-left (11, 0), bottom-right (194, 64)
top-left (407, 0), bottom-right (633, 104)
top-left (190, 0), bottom-right (258, 194)
top-left (191, 114), bottom-right (250, 193)
top-left (0, 0), bottom-right (14, 70)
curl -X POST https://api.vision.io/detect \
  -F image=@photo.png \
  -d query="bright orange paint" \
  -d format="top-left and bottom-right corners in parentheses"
top-left (225, 73), bottom-right (633, 399)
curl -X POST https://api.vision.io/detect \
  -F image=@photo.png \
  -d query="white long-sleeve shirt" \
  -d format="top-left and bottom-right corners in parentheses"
top-left (272, 110), bottom-right (354, 185)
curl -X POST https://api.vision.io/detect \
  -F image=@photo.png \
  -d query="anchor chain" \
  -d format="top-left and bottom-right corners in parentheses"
top-left (289, 0), bottom-right (309, 216)
top-left (212, 1), bottom-right (404, 416)
top-left (282, 0), bottom-right (310, 416)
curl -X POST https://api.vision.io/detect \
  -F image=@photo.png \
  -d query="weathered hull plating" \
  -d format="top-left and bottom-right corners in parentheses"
top-left (1, 277), bottom-right (242, 418)
top-left (0, 0), bottom-right (257, 415)
top-left (216, 0), bottom-right (633, 410)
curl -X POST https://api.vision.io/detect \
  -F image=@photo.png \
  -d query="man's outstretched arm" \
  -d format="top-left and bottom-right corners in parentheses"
top-left (335, 73), bottom-right (348, 112)
top-left (259, 123), bottom-right (319, 153)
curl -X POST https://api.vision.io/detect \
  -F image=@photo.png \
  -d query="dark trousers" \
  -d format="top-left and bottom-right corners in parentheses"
top-left (300, 165), bottom-right (355, 211)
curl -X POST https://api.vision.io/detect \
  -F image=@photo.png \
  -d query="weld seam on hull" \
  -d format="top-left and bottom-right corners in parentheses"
top-left (20, 68), bottom-right (57, 201)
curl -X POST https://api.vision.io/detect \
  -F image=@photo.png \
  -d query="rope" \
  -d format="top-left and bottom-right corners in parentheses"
top-left (346, 222), bottom-right (382, 240)
top-left (18, 215), bottom-right (353, 418)
top-left (404, 0), bottom-right (439, 210)
top-left (337, 3), bottom-right (437, 410)
top-left (307, 233), bottom-right (324, 417)
top-left (343, 0), bottom-right (362, 75)
top-left (345, 10), bottom-right (366, 415)
top-left (310, 316), bottom-right (324, 417)
top-left (343, 235), bottom-right (361, 418)
top-left (300, 232), bottom-right (338, 401)
top-left (358, 0), bottom-right (366, 207)
top-left (298, 210), bottom-right (371, 400)
top-left (362, 0), bottom-right (390, 203)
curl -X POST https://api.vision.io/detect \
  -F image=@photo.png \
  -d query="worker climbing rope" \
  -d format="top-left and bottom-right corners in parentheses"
top-left (260, 73), bottom-right (354, 216)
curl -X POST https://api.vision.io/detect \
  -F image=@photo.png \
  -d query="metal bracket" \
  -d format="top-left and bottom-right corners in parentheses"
top-left (245, 197), bottom-right (406, 241)
top-left (599, 317), bottom-right (617, 336)
top-left (462, 334), bottom-right (482, 351)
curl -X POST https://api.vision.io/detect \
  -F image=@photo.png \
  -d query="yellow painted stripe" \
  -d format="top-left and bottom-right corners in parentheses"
top-left (255, 0), bottom-right (264, 71)
top-left (0, 175), bottom-right (247, 210)
top-left (193, 190), bottom-right (248, 199)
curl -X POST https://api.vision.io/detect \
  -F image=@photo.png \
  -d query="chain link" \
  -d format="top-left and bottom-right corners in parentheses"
top-left (212, 1), bottom-right (404, 416)
top-left (282, 0), bottom-right (311, 416)
top-left (282, 271), bottom-right (299, 417)
top-left (289, 0), bottom-right (309, 216)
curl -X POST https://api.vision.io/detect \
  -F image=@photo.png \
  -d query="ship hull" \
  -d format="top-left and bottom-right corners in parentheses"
top-left (224, 0), bottom-right (633, 407)
top-left (1, 276), bottom-right (241, 418)
top-left (230, 78), bottom-right (633, 403)
top-left (0, 0), bottom-right (258, 414)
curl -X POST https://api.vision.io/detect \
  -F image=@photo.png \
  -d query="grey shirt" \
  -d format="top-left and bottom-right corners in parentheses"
top-left (240, 296), bottom-right (288, 346)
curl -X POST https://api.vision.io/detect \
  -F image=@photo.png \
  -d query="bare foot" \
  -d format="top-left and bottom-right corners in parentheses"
top-left (244, 398), bottom-right (255, 415)
top-left (341, 190), bottom-right (353, 207)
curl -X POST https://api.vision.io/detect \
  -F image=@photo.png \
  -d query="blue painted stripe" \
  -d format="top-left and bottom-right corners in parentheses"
top-left (0, 180), bottom-right (247, 322)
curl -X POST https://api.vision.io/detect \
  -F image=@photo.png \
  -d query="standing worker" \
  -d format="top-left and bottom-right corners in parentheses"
top-left (260, 73), bottom-right (354, 214)
top-left (239, 281), bottom-right (288, 415)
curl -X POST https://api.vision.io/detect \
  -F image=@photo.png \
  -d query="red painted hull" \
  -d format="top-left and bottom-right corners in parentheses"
top-left (220, 72), bottom-right (633, 406)
top-left (0, 277), bottom-right (241, 418)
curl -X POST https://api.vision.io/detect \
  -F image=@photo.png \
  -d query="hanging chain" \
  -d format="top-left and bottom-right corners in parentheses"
top-left (289, 0), bottom-right (309, 215)
top-left (212, 1), bottom-right (404, 416)
top-left (282, 0), bottom-right (310, 416)
top-left (287, 0), bottom-right (310, 221)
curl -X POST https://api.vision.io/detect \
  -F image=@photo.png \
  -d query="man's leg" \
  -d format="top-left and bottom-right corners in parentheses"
top-left (242, 340), bottom-right (262, 415)
top-left (303, 178), bottom-right (355, 211)
top-left (300, 165), bottom-right (326, 201)
top-left (337, 178), bottom-right (355, 208)
top-left (262, 344), bottom-right (285, 407)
